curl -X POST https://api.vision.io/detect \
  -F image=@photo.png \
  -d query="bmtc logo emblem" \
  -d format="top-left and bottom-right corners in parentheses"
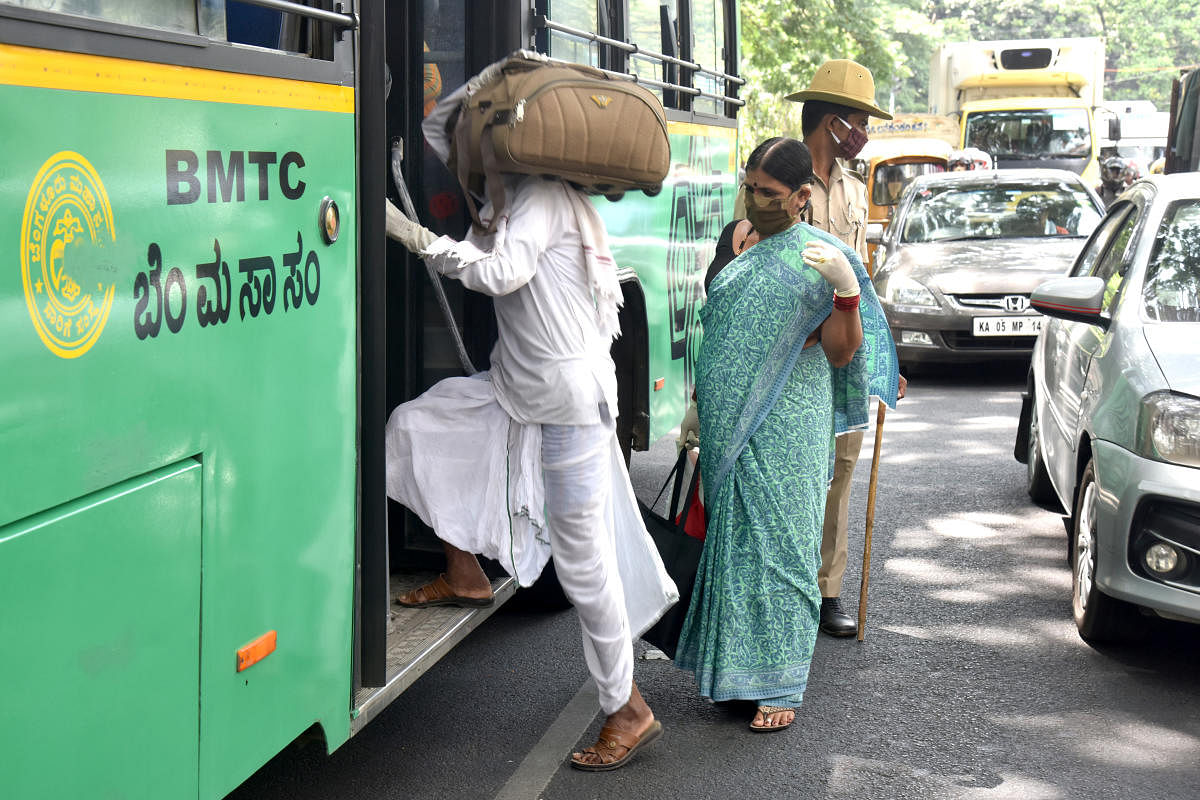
top-left (21, 151), bottom-right (116, 358)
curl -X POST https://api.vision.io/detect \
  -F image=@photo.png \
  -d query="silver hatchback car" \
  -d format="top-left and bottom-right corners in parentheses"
top-left (870, 169), bottom-right (1104, 365)
top-left (1015, 174), bottom-right (1200, 644)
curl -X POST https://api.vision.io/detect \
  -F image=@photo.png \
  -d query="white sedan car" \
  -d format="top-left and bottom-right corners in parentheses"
top-left (1015, 174), bottom-right (1200, 644)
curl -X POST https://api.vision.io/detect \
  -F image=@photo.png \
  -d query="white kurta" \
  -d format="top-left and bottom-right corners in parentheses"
top-left (421, 177), bottom-right (620, 425)
top-left (385, 175), bottom-right (677, 712)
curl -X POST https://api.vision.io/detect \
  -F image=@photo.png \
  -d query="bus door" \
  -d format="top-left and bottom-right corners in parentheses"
top-left (352, 0), bottom-right (745, 729)
top-left (0, 2), bottom-right (360, 797)
top-left (349, 0), bottom-right (525, 735)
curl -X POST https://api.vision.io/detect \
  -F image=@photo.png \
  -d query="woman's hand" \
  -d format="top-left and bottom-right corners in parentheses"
top-left (386, 199), bottom-right (437, 254)
top-left (802, 241), bottom-right (858, 297)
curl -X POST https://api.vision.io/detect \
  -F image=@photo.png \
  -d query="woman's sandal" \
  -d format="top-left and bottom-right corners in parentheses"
top-left (569, 719), bottom-right (663, 771)
top-left (749, 705), bottom-right (794, 732)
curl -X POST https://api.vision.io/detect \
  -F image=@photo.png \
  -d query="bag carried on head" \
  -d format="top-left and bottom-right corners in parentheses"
top-left (448, 50), bottom-right (671, 232)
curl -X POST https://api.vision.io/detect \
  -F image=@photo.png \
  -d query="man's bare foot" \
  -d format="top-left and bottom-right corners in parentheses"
top-left (570, 682), bottom-right (661, 771)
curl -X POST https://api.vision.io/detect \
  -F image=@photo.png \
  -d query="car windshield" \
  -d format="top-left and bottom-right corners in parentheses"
top-left (964, 109), bottom-right (1091, 160)
top-left (871, 162), bottom-right (946, 206)
top-left (1142, 200), bottom-right (1200, 322)
top-left (900, 180), bottom-right (1103, 243)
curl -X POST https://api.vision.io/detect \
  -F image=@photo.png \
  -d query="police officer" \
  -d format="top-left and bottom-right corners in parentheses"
top-left (787, 59), bottom-right (903, 637)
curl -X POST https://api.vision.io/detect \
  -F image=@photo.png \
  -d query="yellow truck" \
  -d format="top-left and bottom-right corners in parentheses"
top-left (929, 38), bottom-right (1106, 185)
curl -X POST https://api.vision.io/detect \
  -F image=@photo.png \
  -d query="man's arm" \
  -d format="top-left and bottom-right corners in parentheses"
top-left (413, 180), bottom-right (555, 296)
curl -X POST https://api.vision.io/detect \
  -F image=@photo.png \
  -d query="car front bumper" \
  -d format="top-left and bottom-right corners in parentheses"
top-left (1092, 439), bottom-right (1200, 623)
top-left (883, 305), bottom-right (1041, 364)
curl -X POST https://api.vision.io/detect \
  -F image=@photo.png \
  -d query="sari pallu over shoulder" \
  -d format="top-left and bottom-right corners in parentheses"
top-left (699, 222), bottom-right (899, 499)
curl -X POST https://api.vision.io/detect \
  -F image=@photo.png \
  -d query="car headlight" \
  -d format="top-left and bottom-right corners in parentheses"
top-left (1137, 391), bottom-right (1200, 468)
top-left (883, 276), bottom-right (938, 308)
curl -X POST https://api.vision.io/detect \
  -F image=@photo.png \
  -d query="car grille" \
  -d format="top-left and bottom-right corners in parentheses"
top-left (941, 332), bottom-right (1036, 350)
top-left (950, 293), bottom-right (1031, 311)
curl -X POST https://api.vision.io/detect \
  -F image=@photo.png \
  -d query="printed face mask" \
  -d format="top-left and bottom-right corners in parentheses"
top-left (745, 188), bottom-right (799, 236)
top-left (829, 117), bottom-right (868, 160)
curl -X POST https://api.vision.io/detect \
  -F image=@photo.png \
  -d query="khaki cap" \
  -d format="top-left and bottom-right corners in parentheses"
top-left (786, 59), bottom-right (893, 120)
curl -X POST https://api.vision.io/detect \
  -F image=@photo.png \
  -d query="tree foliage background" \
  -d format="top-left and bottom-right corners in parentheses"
top-left (738, 0), bottom-right (1200, 145)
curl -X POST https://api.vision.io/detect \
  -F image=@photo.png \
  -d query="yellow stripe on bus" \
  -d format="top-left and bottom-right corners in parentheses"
top-left (667, 119), bottom-right (738, 172)
top-left (667, 120), bottom-right (737, 139)
top-left (0, 43), bottom-right (354, 113)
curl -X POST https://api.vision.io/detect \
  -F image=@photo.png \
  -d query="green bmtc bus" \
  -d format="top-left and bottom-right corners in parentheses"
top-left (0, 1), bottom-right (741, 797)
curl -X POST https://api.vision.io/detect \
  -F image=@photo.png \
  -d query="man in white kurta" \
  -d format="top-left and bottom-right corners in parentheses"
top-left (383, 100), bottom-right (673, 768)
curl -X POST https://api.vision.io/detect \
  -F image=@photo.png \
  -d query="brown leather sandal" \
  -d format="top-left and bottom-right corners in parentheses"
top-left (749, 705), bottom-right (794, 732)
top-left (395, 574), bottom-right (494, 608)
top-left (569, 719), bottom-right (663, 772)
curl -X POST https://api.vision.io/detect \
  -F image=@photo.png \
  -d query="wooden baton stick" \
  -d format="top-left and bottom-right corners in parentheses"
top-left (857, 399), bottom-right (887, 642)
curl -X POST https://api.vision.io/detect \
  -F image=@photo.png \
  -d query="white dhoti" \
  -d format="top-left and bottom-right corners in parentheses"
top-left (385, 372), bottom-right (678, 714)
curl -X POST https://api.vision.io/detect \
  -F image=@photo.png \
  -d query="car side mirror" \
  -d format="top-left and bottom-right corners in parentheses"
top-left (1030, 276), bottom-right (1110, 329)
top-left (866, 222), bottom-right (885, 244)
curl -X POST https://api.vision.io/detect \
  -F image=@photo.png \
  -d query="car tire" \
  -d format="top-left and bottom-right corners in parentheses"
top-left (1071, 458), bottom-right (1142, 644)
top-left (1024, 391), bottom-right (1057, 506)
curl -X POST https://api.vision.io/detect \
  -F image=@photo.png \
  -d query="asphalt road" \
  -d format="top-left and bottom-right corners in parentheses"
top-left (230, 362), bottom-right (1200, 800)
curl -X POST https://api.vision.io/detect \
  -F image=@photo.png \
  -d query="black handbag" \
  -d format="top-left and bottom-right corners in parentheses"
top-left (639, 448), bottom-right (704, 659)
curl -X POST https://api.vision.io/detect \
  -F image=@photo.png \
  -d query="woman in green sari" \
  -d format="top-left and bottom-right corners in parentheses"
top-left (674, 138), bottom-right (899, 731)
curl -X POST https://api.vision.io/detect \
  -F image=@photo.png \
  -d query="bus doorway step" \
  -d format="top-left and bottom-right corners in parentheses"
top-left (351, 571), bottom-right (516, 733)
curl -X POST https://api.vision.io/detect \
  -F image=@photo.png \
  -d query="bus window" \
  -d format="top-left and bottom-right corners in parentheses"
top-left (627, 0), bottom-right (671, 106)
top-left (224, 0), bottom-right (337, 60)
top-left (545, 0), bottom-right (601, 67)
top-left (224, 1), bottom-right (283, 49)
top-left (413, 0), bottom-right (476, 388)
top-left (3, 0), bottom-right (205, 33)
top-left (690, 0), bottom-right (726, 116)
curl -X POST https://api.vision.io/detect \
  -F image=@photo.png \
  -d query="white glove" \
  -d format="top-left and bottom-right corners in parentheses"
top-left (385, 199), bottom-right (437, 254)
top-left (802, 241), bottom-right (859, 297)
top-left (676, 399), bottom-right (700, 452)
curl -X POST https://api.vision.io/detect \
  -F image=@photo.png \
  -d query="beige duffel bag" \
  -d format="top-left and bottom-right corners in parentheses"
top-left (447, 51), bottom-right (671, 232)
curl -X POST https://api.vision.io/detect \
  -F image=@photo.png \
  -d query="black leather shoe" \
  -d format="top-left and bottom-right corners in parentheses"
top-left (819, 597), bottom-right (857, 637)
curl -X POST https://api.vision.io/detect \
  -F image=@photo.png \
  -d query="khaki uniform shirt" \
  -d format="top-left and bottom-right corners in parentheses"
top-left (806, 159), bottom-right (869, 264)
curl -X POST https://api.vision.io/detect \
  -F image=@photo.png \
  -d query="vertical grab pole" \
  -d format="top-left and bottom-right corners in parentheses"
top-left (857, 399), bottom-right (887, 642)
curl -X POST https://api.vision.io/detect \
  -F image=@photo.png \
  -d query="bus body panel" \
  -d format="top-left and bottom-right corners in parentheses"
top-left (0, 460), bottom-right (202, 798)
top-left (0, 45), bottom-right (358, 799)
top-left (599, 119), bottom-right (738, 442)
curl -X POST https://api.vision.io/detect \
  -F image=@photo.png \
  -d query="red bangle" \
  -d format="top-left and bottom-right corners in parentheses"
top-left (833, 293), bottom-right (860, 312)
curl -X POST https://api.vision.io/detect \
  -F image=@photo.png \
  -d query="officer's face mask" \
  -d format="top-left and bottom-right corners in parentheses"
top-left (744, 185), bottom-right (801, 236)
top-left (830, 116), bottom-right (868, 160)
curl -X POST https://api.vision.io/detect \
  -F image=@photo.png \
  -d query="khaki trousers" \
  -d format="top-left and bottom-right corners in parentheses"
top-left (818, 429), bottom-right (864, 598)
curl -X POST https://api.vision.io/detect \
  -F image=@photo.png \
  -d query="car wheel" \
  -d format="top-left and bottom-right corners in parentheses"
top-left (1025, 393), bottom-right (1057, 506)
top-left (1071, 458), bottom-right (1141, 644)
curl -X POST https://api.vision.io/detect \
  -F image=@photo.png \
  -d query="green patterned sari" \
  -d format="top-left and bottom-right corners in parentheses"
top-left (674, 221), bottom-right (898, 704)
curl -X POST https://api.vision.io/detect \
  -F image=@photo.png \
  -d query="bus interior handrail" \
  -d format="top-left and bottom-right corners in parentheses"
top-left (526, 52), bottom-right (746, 108)
top-left (232, 0), bottom-right (357, 29)
top-left (533, 14), bottom-right (745, 88)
